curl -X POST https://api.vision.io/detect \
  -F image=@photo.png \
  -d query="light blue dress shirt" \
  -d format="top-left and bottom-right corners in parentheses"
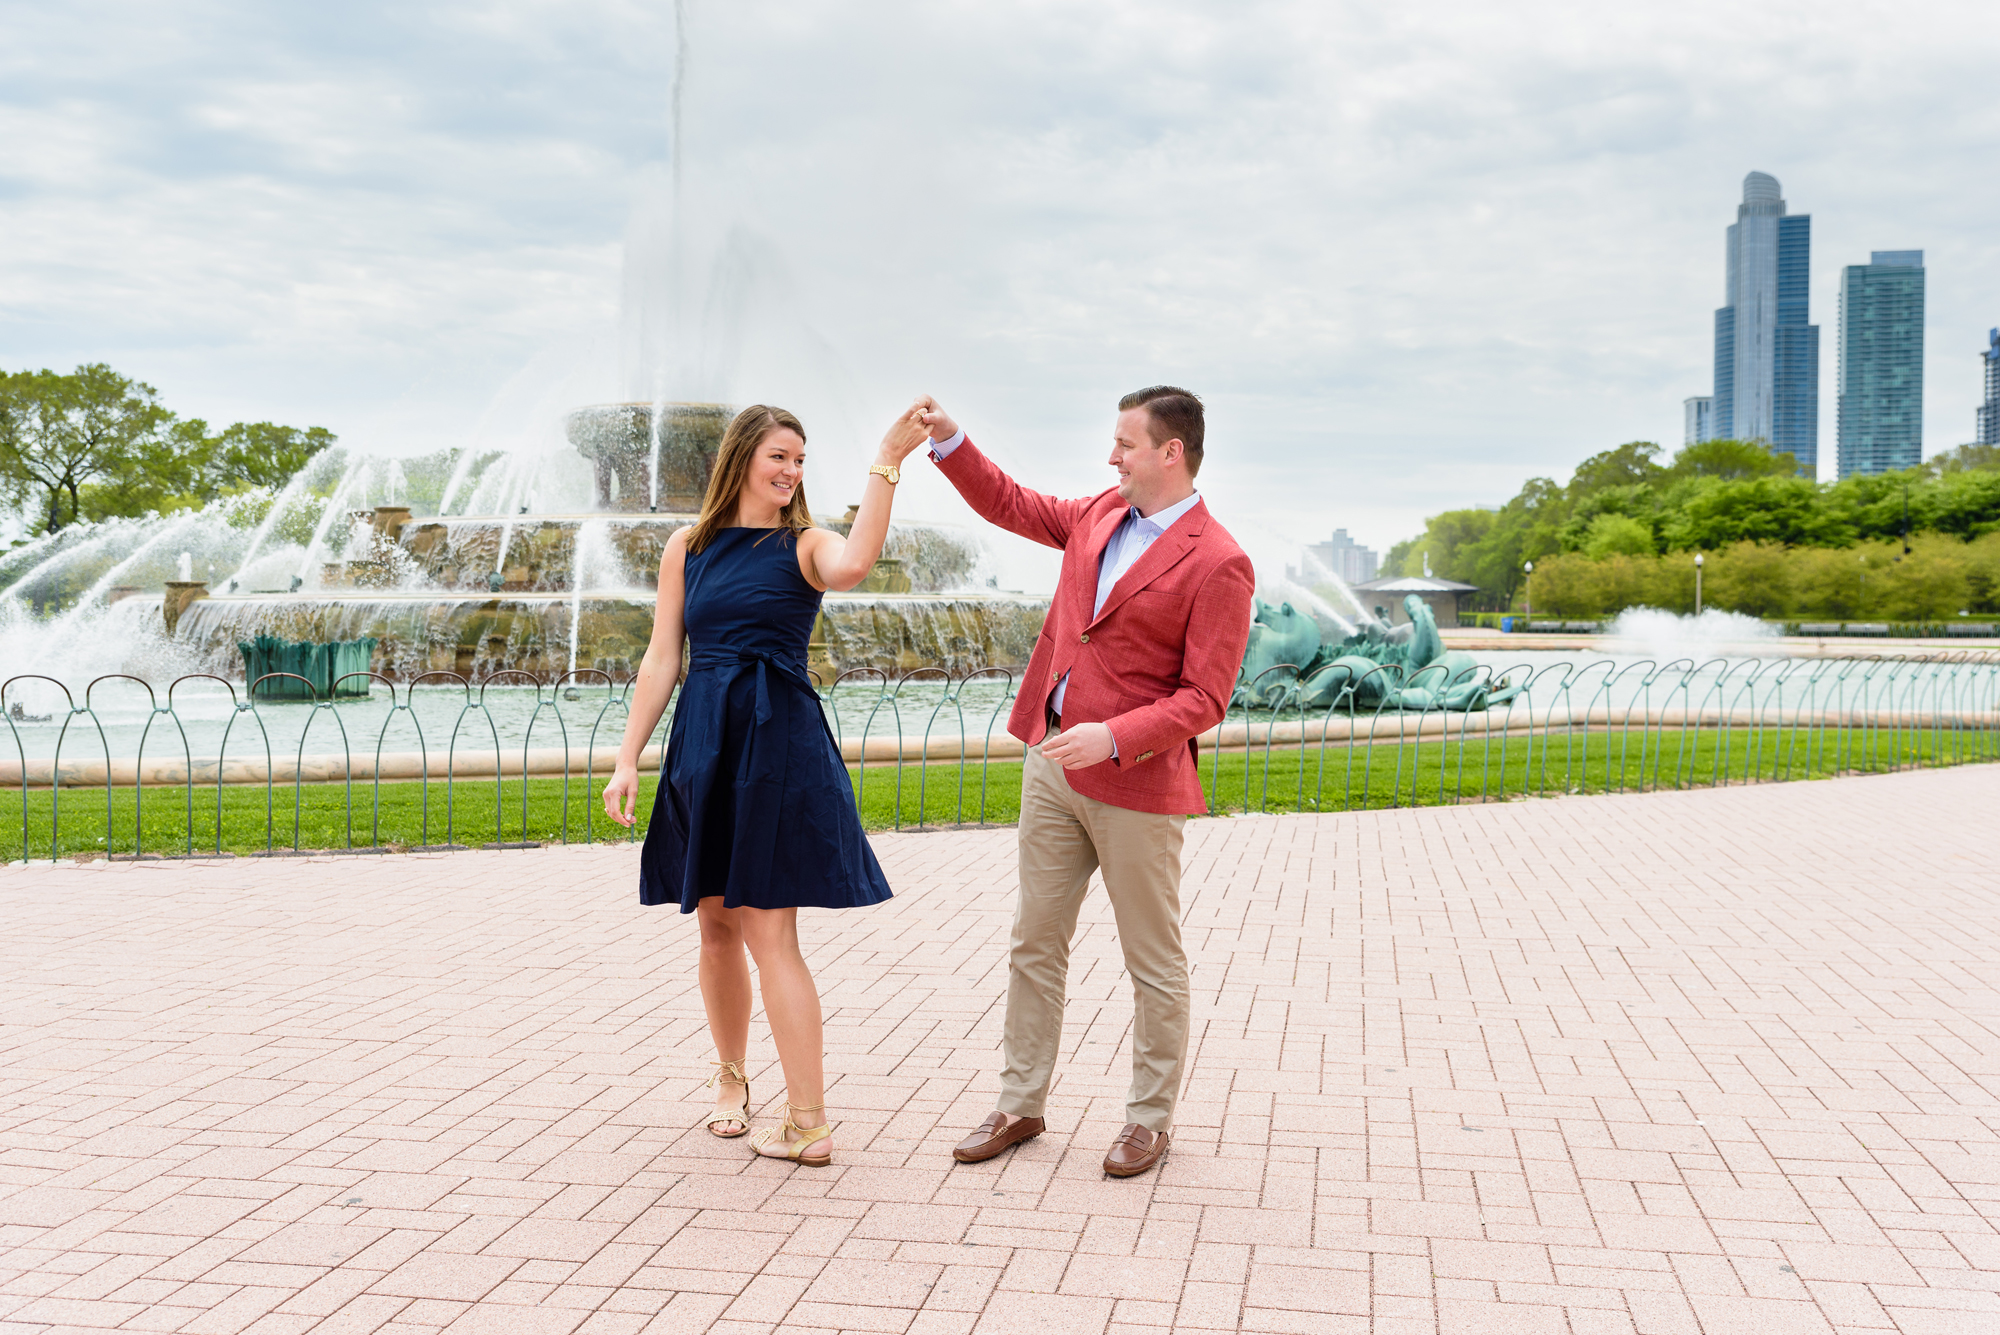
top-left (930, 428), bottom-right (1202, 746)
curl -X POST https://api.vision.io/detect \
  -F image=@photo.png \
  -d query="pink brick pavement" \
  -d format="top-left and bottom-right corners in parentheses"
top-left (3, 766), bottom-right (1999, 1334)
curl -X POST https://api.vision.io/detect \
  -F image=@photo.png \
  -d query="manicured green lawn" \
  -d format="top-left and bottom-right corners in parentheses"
top-left (2, 725), bottom-right (1990, 860)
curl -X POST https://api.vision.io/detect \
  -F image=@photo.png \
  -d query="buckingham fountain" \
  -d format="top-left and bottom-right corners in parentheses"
top-left (161, 402), bottom-right (1047, 684)
top-left (0, 400), bottom-right (1502, 712)
top-left (0, 391), bottom-right (1514, 718)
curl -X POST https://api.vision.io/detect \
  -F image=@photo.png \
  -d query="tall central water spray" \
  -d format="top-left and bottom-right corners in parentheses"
top-left (616, 0), bottom-right (695, 510)
top-left (0, 0), bottom-right (1040, 688)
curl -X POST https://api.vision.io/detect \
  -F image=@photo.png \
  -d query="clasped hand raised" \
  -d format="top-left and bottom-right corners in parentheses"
top-left (877, 400), bottom-right (934, 466)
top-left (911, 395), bottom-right (958, 445)
top-left (875, 395), bottom-right (961, 465)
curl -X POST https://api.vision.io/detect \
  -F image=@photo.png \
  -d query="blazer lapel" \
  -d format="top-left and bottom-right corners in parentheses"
top-left (1073, 506), bottom-right (1129, 621)
top-left (1086, 501), bottom-right (1210, 629)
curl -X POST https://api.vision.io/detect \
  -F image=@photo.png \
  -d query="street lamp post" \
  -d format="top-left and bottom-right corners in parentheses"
top-left (1694, 552), bottom-right (1704, 616)
top-left (1523, 560), bottom-right (1534, 625)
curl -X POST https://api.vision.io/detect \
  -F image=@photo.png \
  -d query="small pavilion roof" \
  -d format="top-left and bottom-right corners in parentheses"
top-left (1352, 575), bottom-right (1479, 594)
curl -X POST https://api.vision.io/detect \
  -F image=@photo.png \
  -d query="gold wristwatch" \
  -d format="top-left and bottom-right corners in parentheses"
top-left (868, 464), bottom-right (901, 485)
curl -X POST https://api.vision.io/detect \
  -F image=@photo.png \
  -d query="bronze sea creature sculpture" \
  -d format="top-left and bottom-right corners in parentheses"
top-left (1232, 594), bottom-right (1525, 713)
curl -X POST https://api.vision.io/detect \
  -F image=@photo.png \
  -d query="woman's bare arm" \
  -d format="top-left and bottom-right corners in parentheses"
top-left (603, 528), bottom-right (689, 825)
top-left (803, 406), bottom-right (932, 592)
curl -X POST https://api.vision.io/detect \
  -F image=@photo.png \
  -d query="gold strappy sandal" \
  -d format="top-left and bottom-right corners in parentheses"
top-left (750, 1100), bottom-right (834, 1167)
top-left (703, 1060), bottom-right (751, 1138)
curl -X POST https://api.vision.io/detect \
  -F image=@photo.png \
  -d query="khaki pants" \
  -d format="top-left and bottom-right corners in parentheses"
top-left (997, 738), bottom-right (1189, 1133)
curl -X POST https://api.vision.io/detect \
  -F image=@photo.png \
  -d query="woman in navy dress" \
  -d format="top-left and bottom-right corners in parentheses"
top-left (603, 402), bottom-right (929, 1167)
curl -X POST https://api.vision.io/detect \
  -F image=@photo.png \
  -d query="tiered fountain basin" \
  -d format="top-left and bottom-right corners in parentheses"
top-left (171, 505), bottom-right (1047, 681)
top-left (4, 402), bottom-right (1047, 684)
top-left (175, 588), bottom-right (1047, 680)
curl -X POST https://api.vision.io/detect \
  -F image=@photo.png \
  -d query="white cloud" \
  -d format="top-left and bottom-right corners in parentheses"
top-left (2, 0), bottom-right (1997, 570)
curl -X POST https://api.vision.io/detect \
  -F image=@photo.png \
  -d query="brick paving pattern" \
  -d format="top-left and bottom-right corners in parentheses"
top-left (3, 766), bottom-right (1999, 1334)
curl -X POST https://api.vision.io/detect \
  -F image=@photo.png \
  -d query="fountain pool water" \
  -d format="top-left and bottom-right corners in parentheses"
top-left (0, 672), bottom-right (1029, 765)
top-left (0, 641), bottom-right (1859, 768)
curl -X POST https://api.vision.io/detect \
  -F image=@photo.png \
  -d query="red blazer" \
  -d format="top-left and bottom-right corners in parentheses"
top-left (937, 437), bottom-right (1255, 815)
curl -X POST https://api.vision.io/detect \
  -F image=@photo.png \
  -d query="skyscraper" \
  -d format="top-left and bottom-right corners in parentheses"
top-left (1979, 329), bottom-right (2000, 447)
top-left (1704, 172), bottom-right (1819, 469)
top-left (1298, 529), bottom-right (1378, 586)
top-left (1683, 396), bottom-right (1714, 445)
top-left (1837, 251), bottom-right (1926, 477)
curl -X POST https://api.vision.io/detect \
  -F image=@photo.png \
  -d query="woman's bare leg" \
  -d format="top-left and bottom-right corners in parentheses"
top-left (696, 898), bottom-right (753, 1133)
top-left (738, 907), bottom-right (829, 1147)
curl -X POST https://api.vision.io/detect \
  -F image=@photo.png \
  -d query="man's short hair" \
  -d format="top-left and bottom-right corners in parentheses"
top-left (1118, 385), bottom-right (1204, 478)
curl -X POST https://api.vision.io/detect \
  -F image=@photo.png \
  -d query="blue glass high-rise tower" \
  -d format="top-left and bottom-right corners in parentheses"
top-left (1978, 329), bottom-right (1999, 447)
top-left (1837, 251), bottom-right (1926, 477)
top-left (1706, 172), bottom-right (1819, 470)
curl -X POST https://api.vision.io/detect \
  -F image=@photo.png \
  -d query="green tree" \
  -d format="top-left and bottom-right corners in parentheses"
top-left (1660, 475), bottom-right (1850, 550)
top-left (0, 364), bottom-right (172, 532)
top-left (1581, 513), bottom-right (1655, 558)
top-left (1699, 542), bottom-right (1794, 618)
top-left (79, 419), bottom-right (339, 521)
top-left (1929, 443), bottom-right (2000, 476)
top-left (1667, 438), bottom-right (1799, 480)
top-left (0, 364), bottom-right (336, 533)
top-left (208, 422), bottom-right (338, 493)
top-left (1383, 434), bottom-right (2000, 615)
top-left (1386, 507), bottom-right (1495, 581)
top-left (1558, 483), bottom-right (1661, 552)
top-left (1569, 441), bottom-right (1664, 496)
top-left (78, 418), bottom-right (215, 520)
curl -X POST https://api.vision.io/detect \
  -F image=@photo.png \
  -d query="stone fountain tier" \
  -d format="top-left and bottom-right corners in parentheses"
top-left (565, 402), bottom-right (730, 512)
top-left (378, 513), bottom-right (692, 593)
top-left (173, 591), bottom-right (1050, 683)
top-left (330, 508), bottom-right (984, 595)
top-left (814, 593), bottom-right (1046, 677)
top-left (211, 499), bottom-right (1024, 681)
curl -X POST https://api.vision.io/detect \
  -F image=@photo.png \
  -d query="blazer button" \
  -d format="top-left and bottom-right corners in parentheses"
top-left (1138, 751), bottom-right (1153, 762)
top-left (1051, 671), bottom-right (1059, 682)
top-left (1080, 633), bottom-right (1089, 643)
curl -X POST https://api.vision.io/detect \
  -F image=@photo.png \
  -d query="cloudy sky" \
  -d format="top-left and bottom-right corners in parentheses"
top-left (4, 0), bottom-right (1998, 585)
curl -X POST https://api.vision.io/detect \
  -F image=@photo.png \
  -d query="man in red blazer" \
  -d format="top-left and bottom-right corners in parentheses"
top-left (918, 386), bottom-right (1254, 1177)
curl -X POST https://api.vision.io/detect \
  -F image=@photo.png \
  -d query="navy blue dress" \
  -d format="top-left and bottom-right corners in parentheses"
top-left (639, 526), bottom-right (893, 913)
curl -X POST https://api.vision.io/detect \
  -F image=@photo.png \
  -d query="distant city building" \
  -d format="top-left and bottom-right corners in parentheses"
top-left (1837, 250), bottom-right (1926, 477)
top-left (1295, 529), bottom-right (1379, 586)
top-left (1700, 171), bottom-right (1819, 468)
top-left (1979, 328), bottom-right (2000, 447)
top-left (1683, 396), bottom-right (1715, 445)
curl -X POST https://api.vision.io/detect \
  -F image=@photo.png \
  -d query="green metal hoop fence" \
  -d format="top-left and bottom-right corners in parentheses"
top-left (4, 652), bottom-right (1995, 862)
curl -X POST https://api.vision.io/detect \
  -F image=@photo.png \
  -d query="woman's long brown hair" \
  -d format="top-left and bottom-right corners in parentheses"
top-left (682, 405), bottom-right (814, 555)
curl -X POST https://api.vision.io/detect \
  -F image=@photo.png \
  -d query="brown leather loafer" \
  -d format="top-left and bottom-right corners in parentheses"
top-left (1103, 1123), bottom-right (1169, 1177)
top-left (952, 1112), bottom-right (1045, 1163)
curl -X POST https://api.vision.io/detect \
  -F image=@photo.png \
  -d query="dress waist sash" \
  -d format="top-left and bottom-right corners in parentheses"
top-left (687, 647), bottom-right (818, 724)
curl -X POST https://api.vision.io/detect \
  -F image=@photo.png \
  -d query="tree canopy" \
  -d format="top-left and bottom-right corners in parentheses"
top-left (0, 364), bottom-right (335, 534)
top-left (1385, 439), bottom-right (2000, 609)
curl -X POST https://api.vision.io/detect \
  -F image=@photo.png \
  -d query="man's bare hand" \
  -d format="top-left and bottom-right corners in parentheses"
top-left (1042, 721), bottom-right (1115, 769)
top-left (879, 407), bottom-right (930, 465)
top-left (914, 394), bottom-right (959, 444)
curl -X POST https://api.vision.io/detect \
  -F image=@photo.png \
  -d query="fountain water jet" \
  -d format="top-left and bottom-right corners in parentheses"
top-left (1288, 547), bottom-right (1378, 632)
top-left (1, 0), bottom-right (1052, 688)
